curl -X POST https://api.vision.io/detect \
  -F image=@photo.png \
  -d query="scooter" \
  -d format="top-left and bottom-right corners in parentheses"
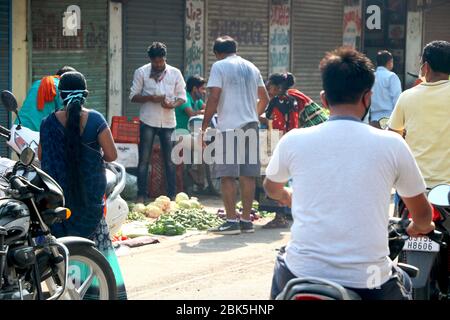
top-left (0, 90), bottom-right (128, 236)
top-left (276, 186), bottom-right (446, 300)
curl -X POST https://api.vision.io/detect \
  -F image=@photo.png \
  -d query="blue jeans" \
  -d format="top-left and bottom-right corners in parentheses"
top-left (137, 123), bottom-right (176, 199)
top-left (271, 251), bottom-right (412, 300)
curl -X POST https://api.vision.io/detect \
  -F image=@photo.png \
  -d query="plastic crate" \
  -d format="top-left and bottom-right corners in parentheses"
top-left (111, 116), bottom-right (140, 144)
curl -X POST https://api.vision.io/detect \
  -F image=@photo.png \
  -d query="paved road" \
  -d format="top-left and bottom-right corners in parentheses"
top-left (118, 220), bottom-right (290, 300)
top-left (118, 195), bottom-right (395, 300)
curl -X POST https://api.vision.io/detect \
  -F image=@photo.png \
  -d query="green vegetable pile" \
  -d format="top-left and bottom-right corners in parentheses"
top-left (127, 210), bottom-right (146, 222)
top-left (148, 209), bottom-right (224, 236)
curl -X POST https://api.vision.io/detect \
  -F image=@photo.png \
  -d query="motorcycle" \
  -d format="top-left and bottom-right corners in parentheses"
top-left (0, 88), bottom-right (117, 300)
top-left (276, 186), bottom-right (446, 300)
top-left (397, 184), bottom-right (450, 300)
top-left (0, 90), bottom-right (128, 237)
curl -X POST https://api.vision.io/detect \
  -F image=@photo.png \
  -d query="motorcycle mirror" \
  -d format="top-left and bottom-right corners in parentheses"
top-left (378, 117), bottom-right (390, 130)
top-left (428, 185), bottom-right (450, 207)
top-left (0, 90), bottom-right (18, 113)
top-left (20, 147), bottom-right (36, 166)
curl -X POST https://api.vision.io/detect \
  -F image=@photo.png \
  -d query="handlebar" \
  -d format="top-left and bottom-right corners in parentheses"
top-left (395, 218), bottom-right (444, 245)
top-left (0, 125), bottom-right (10, 139)
top-left (10, 176), bottom-right (29, 194)
top-left (9, 175), bottom-right (45, 195)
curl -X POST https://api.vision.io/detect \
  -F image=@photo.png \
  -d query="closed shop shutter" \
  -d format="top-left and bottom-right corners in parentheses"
top-left (31, 0), bottom-right (108, 116)
top-left (123, 0), bottom-right (185, 118)
top-left (0, 0), bottom-right (11, 156)
top-left (424, 0), bottom-right (450, 44)
top-left (292, 0), bottom-right (344, 102)
top-left (207, 0), bottom-right (270, 79)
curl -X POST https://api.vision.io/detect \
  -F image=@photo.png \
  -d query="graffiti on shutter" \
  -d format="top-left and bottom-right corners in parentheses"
top-left (343, 0), bottom-right (362, 50)
top-left (270, 0), bottom-right (291, 74)
top-left (185, 0), bottom-right (205, 78)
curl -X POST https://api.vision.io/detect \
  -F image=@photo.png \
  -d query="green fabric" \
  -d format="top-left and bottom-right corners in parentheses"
top-left (15, 79), bottom-right (63, 131)
top-left (175, 92), bottom-right (204, 130)
top-left (299, 101), bottom-right (329, 128)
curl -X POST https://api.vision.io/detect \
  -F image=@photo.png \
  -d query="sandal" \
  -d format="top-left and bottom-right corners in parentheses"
top-left (262, 216), bottom-right (290, 229)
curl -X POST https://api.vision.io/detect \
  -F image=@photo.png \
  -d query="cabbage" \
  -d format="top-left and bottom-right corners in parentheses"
top-left (175, 192), bottom-right (190, 204)
top-left (177, 200), bottom-right (192, 209)
top-left (145, 205), bottom-right (163, 218)
top-left (133, 203), bottom-right (147, 214)
top-left (189, 199), bottom-right (202, 209)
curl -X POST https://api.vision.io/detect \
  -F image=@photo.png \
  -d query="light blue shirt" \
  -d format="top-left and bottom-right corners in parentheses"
top-left (370, 67), bottom-right (402, 121)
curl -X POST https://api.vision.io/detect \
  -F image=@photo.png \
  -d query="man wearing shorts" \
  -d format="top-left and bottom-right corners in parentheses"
top-left (202, 36), bottom-right (269, 235)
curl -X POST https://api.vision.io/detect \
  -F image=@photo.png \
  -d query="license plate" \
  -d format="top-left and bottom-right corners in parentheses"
top-left (403, 236), bottom-right (440, 252)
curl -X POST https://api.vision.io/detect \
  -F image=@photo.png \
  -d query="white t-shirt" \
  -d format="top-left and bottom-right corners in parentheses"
top-left (266, 119), bottom-right (426, 289)
top-left (207, 55), bottom-right (265, 131)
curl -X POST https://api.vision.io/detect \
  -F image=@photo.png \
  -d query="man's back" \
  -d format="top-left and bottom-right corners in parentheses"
top-left (370, 67), bottom-right (402, 121)
top-left (266, 120), bottom-right (426, 288)
top-left (389, 80), bottom-right (450, 187)
top-left (207, 55), bottom-right (264, 131)
top-left (18, 78), bottom-right (61, 131)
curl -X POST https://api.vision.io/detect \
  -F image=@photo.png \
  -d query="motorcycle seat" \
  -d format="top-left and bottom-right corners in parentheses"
top-left (397, 263), bottom-right (419, 279)
top-left (280, 282), bottom-right (361, 300)
top-left (105, 169), bottom-right (117, 197)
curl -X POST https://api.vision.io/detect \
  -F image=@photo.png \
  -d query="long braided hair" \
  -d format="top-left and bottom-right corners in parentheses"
top-left (58, 71), bottom-right (89, 207)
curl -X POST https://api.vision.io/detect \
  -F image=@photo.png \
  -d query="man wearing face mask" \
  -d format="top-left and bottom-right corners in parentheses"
top-left (264, 47), bottom-right (434, 300)
top-left (175, 76), bottom-right (206, 132)
top-left (130, 42), bottom-right (187, 203)
top-left (388, 41), bottom-right (450, 189)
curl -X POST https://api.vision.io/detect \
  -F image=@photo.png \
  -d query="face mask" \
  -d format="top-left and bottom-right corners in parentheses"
top-left (361, 94), bottom-right (371, 121)
top-left (193, 91), bottom-right (205, 101)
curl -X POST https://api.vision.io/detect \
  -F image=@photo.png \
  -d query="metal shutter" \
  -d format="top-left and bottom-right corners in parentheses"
top-left (31, 0), bottom-right (109, 116)
top-left (292, 0), bottom-right (344, 102)
top-left (424, 0), bottom-right (450, 44)
top-left (0, 0), bottom-right (11, 157)
top-left (123, 0), bottom-right (185, 118)
top-left (206, 0), bottom-right (270, 78)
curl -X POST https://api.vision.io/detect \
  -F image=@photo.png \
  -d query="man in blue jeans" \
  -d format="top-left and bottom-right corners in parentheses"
top-left (264, 47), bottom-right (435, 300)
top-left (130, 42), bottom-right (187, 202)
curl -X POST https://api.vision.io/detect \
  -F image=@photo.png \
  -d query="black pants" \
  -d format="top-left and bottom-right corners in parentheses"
top-left (271, 251), bottom-right (412, 300)
top-left (137, 123), bottom-right (176, 199)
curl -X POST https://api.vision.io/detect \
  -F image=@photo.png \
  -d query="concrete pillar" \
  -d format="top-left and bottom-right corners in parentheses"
top-left (405, 10), bottom-right (423, 89)
top-left (108, 1), bottom-right (123, 124)
top-left (11, 0), bottom-right (28, 107)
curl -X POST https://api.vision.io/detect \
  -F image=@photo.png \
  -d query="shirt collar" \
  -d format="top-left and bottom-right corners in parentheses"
top-left (328, 115), bottom-right (362, 123)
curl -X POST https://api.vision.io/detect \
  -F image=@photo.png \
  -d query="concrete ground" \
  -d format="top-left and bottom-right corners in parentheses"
top-left (117, 195), bottom-right (395, 300)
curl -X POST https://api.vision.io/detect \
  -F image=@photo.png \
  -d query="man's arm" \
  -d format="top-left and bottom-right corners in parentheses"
top-left (129, 68), bottom-right (166, 104)
top-left (402, 193), bottom-right (434, 237)
top-left (162, 98), bottom-right (186, 109)
top-left (388, 97), bottom-right (405, 136)
top-left (184, 107), bottom-right (203, 118)
top-left (257, 86), bottom-right (270, 116)
top-left (162, 71), bottom-right (187, 109)
top-left (390, 74), bottom-right (403, 109)
top-left (202, 87), bottom-right (221, 132)
top-left (263, 179), bottom-right (292, 207)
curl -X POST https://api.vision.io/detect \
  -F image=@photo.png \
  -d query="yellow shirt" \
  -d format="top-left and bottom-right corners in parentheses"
top-left (388, 80), bottom-right (450, 188)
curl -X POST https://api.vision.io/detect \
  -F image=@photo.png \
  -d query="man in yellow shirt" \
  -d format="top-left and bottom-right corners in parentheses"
top-left (388, 41), bottom-right (450, 188)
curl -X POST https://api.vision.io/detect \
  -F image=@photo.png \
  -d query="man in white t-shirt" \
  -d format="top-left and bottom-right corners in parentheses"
top-left (202, 36), bottom-right (269, 235)
top-left (264, 47), bottom-right (435, 300)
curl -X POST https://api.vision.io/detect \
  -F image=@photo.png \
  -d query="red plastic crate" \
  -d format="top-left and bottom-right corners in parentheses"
top-left (148, 144), bottom-right (184, 198)
top-left (111, 116), bottom-right (140, 144)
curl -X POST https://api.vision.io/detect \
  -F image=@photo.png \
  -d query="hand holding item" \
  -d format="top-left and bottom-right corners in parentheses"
top-left (161, 98), bottom-right (175, 109)
top-left (152, 95), bottom-right (166, 103)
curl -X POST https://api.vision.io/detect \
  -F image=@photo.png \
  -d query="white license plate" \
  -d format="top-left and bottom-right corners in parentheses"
top-left (403, 236), bottom-right (440, 252)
